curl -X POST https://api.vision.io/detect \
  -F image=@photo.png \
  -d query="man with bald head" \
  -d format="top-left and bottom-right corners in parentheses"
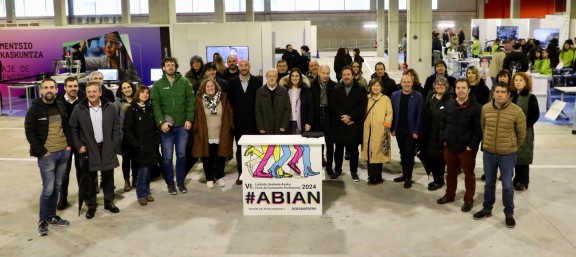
top-left (227, 59), bottom-right (262, 185)
top-left (311, 65), bottom-right (338, 173)
top-left (221, 55), bottom-right (239, 81)
top-left (307, 59), bottom-right (320, 82)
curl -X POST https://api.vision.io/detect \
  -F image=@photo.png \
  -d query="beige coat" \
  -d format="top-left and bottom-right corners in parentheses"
top-left (361, 93), bottom-right (393, 163)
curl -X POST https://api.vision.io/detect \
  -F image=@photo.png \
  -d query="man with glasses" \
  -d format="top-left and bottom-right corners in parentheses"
top-left (83, 32), bottom-right (142, 83)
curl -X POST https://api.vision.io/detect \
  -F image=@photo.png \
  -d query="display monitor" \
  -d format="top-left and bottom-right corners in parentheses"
top-left (496, 26), bottom-right (519, 42)
top-left (98, 68), bottom-right (118, 81)
top-left (150, 68), bottom-right (163, 82)
top-left (206, 46), bottom-right (249, 63)
top-left (533, 28), bottom-right (559, 48)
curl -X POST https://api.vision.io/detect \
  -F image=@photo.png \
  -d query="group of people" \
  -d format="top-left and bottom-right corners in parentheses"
top-left (26, 42), bottom-right (540, 236)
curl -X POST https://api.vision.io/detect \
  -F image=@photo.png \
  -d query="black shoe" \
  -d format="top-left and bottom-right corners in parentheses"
top-left (325, 168), bottom-right (334, 177)
top-left (104, 202), bottom-right (120, 213)
top-left (86, 208), bottom-right (96, 219)
top-left (329, 171), bottom-right (342, 180)
top-left (168, 184), bottom-right (177, 195)
top-left (393, 176), bottom-right (405, 182)
top-left (344, 152), bottom-right (351, 160)
top-left (322, 158), bottom-right (326, 167)
top-left (461, 202), bottom-right (473, 212)
top-left (428, 182), bottom-right (443, 191)
top-left (177, 182), bottom-right (188, 193)
top-left (403, 180), bottom-right (412, 188)
top-left (38, 220), bottom-right (48, 236)
top-left (235, 178), bottom-right (243, 185)
top-left (514, 183), bottom-right (528, 191)
top-left (505, 215), bottom-right (516, 228)
top-left (56, 195), bottom-right (68, 210)
top-left (473, 210), bottom-right (492, 220)
top-left (47, 216), bottom-right (70, 227)
top-left (480, 174), bottom-right (486, 181)
top-left (367, 179), bottom-right (384, 185)
top-left (351, 172), bottom-right (360, 182)
top-left (437, 196), bottom-right (455, 204)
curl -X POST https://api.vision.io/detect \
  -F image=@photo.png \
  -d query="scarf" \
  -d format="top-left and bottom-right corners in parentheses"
top-left (203, 92), bottom-right (221, 115)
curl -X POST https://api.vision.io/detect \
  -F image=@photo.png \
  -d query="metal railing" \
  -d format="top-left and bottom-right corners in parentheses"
top-left (317, 39), bottom-right (381, 52)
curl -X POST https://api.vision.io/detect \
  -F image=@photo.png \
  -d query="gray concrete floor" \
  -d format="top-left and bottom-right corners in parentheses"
top-left (2, 53), bottom-right (576, 256)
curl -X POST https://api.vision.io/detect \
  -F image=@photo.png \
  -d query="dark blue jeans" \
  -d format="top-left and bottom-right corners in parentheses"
top-left (136, 165), bottom-right (151, 199)
top-left (38, 149), bottom-right (70, 221)
top-left (160, 125), bottom-right (188, 185)
top-left (482, 151), bottom-right (516, 215)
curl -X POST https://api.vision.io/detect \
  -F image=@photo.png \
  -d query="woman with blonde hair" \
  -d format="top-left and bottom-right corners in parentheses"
top-left (465, 66), bottom-right (490, 105)
top-left (361, 79), bottom-right (393, 185)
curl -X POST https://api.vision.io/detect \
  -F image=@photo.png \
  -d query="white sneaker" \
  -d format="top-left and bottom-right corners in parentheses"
top-left (207, 181), bottom-right (215, 189)
top-left (216, 179), bottom-right (226, 187)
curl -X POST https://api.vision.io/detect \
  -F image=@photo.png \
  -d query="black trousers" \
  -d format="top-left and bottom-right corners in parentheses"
top-left (202, 144), bottom-right (225, 181)
top-left (235, 134), bottom-right (243, 176)
top-left (513, 164), bottom-right (530, 185)
top-left (367, 162), bottom-right (383, 181)
top-left (319, 109), bottom-right (334, 170)
top-left (86, 169), bottom-right (114, 209)
top-left (122, 153), bottom-right (138, 180)
top-left (425, 158), bottom-right (446, 184)
top-left (60, 149), bottom-right (81, 198)
top-left (396, 129), bottom-right (416, 180)
top-left (334, 144), bottom-right (359, 173)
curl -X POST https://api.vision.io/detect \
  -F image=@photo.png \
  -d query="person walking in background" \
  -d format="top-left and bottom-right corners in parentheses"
top-left (353, 48), bottom-right (364, 70)
top-left (151, 57), bottom-right (195, 195)
top-left (192, 78), bottom-right (234, 189)
top-left (391, 74), bottom-right (423, 189)
top-left (361, 79), bottom-right (393, 185)
top-left (123, 86), bottom-right (159, 206)
top-left (474, 82), bottom-right (526, 228)
top-left (437, 78), bottom-right (482, 212)
top-left (25, 78), bottom-right (72, 235)
top-left (333, 48), bottom-right (347, 82)
top-left (510, 72), bottom-right (539, 191)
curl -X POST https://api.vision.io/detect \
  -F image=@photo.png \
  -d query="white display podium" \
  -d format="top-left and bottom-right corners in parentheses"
top-left (238, 135), bottom-right (324, 215)
top-left (530, 73), bottom-right (549, 114)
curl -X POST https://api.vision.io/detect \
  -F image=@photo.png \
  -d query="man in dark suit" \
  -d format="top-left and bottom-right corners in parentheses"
top-left (227, 59), bottom-right (262, 185)
top-left (310, 65), bottom-right (337, 174)
top-left (329, 66), bottom-right (367, 182)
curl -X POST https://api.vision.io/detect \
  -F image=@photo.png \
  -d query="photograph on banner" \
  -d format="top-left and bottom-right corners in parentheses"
top-left (206, 46), bottom-right (249, 64)
top-left (241, 143), bottom-right (322, 215)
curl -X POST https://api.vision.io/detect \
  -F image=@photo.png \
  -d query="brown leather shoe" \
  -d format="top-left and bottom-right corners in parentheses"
top-left (146, 195), bottom-right (155, 202)
top-left (138, 198), bottom-right (148, 206)
top-left (461, 202), bottom-right (473, 212)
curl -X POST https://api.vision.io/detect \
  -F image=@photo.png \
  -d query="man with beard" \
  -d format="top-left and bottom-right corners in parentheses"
top-left (70, 81), bottom-right (121, 219)
top-left (276, 60), bottom-right (289, 82)
top-left (311, 65), bottom-right (338, 174)
top-left (151, 57), bottom-right (195, 195)
top-left (220, 55), bottom-right (239, 81)
top-left (281, 44), bottom-right (301, 70)
top-left (25, 78), bottom-right (72, 235)
top-left (330, 66), bottom-right (367, 182)
top-left (228, 60), bottom-right (262, 185)
top-left (55, 77), bottom-right (85, 210)
top-left (193, 62), bottom-right (229, 93)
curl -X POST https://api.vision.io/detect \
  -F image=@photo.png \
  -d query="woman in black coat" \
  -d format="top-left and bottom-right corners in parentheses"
top-left (281, 68), bottom-right (314, 134)
top-left (123, 86), bottom-right (160, 206)
top-left (466, 66), bottom-right (490, 105)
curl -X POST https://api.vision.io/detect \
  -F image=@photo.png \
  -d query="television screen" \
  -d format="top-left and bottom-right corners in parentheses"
top-left (150, 68), bottom-right (163, 82)
top-left (206, 46), bottom-right (249, 63)
top-left (98, 68), bottom-right (118, 81)
top-left (496, 26), bottom-right (519, 42)
top-left (533, 28), bottom-right (559, 48)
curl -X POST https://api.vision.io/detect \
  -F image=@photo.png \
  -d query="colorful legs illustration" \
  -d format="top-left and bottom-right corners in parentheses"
top-left (253, 145), bottom-right (275, 178)
top-left (287, 145), bottom-right (303, 175)
top-left (302, 145), bottom-right (320, 177)
top-left (269, 145), bottom-right (291, 178)
top-left (273, 145), bottom-right (291, 178)
top-left (244, 145), bottom-right (265, 176)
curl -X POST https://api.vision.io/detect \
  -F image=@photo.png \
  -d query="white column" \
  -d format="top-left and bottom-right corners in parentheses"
top-left (53, 0), bottom-right (67, 26)
top-left (388, 0), bottom-right (399, 70)
top-left (149, 0), bottom-right (176, 24)
top-left (5, 0), bottom-right (15, 23)
top-left (510, 0), bottom-right (520, 18)
top-left (215, 0), bottom-right (226, 23)
top-left (407, 0), bottom-right (433, 78)
top-left (376, 0), bottom-right (386, 57)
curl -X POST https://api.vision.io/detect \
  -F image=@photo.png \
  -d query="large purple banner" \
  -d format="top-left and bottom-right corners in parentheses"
top-left (0, 26), bottom-right (169, 95)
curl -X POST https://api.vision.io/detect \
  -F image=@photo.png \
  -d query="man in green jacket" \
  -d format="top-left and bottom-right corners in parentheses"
top-left (151, 57), bottom-right (195, 195)
top-left (474, 82), bottom-right (526, 228)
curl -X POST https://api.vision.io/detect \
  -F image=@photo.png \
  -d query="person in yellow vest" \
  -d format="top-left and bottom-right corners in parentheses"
top-left (471, 36), bottom-right (481, 58)
top-left (559, 40), bottom-right (574, 68)
top-left (491, 39), bottom-right (501, 54)
top-left (539, 49), bottom-right (553, 75)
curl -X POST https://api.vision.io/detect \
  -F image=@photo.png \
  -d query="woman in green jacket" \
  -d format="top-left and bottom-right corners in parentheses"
top-left (539, 49), bottom-right (553, 75)
top-left (471, 36), bottom-right (481, 58)
top-left (559, 41), bottom-right (574, 68)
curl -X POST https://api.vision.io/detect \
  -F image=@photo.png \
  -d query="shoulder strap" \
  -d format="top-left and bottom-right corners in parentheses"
top-left (365, 99), bottom-right (379, 119)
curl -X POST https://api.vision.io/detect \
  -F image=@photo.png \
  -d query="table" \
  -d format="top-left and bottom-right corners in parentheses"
top-left (7, 82), bottom-right (40, 113)
top-left (554, 86), bottom-right (576, 101)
